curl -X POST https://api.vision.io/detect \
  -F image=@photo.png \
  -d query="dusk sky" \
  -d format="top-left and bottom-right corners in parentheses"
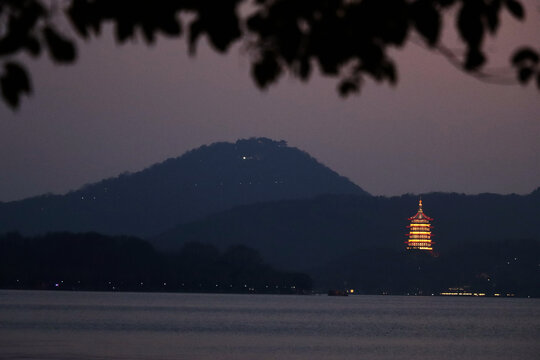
top-left (0, 2), bottom-right (539, 202)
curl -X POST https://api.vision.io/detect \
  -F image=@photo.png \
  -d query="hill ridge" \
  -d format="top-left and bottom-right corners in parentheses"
top-left (0, 137), bottom-right (368, 236)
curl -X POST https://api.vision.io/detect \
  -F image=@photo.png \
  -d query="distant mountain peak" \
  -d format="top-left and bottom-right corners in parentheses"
top-left (0, 138), bottom-right (369, 237)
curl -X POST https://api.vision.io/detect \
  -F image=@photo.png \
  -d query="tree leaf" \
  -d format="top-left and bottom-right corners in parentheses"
top-left (115, 21), bottom-right (135, 43)
top-left (298, 57), bottom-right (311, 80)
top-left (188, 19), bottom-right (204, 55)
top-left (67, 0), bottom-right (94, 38)
top-left (43, 27), bottom-right (76, 63)
top-left (252, 53), bottom-right (282, 88)
top-left (24, 36), bottom-right (41, 57)
top-left (485, 0), bottom-right (501, 34)
top-left (518, 67), bottom-right (534, 83)
top-left (411, 1), bottom-right (441, 46)
top-left (0, 34), bottom-right (21, 56)
top-left (457, 2), bottom-right (484, 48)
top-left (158, 17), bottom-right (182, 37)
top-left (205, 14), bottom-right (241, 53)
top-left (338, 77), bottom-right (360, 97)
top-left (141, 23), bottom-right (156, 44)
top-left (504, 0), bottom-right (524, 20)
top-left (382, 61), bottom-right (397, 84)
top-left (511, 47), bottom-right (539, 65)
top-left (465, 49), bottom-right (486, 70)
top-left (0, 62), bottom-right (32, 109)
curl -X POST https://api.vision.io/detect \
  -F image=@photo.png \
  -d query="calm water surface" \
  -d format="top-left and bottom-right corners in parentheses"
top-left (0, 290), bottom-right (538, 360)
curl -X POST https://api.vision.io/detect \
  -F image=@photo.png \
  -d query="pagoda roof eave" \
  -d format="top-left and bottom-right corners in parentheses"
top-left (408, 211), bottom-right (433, 221)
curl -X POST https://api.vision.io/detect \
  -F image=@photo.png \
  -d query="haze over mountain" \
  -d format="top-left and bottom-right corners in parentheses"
top-left (0, 138), bottom-right (367, 237)
top-left (153, 190), bottom-right (540, 272)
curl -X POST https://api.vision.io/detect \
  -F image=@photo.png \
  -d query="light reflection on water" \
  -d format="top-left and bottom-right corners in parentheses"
top-left (0, 290), bottom-right (538, 360)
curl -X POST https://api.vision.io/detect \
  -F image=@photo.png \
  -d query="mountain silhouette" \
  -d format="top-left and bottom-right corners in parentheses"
top-left (152, 190), bottom-right (540, 272)
top-left (0, 138), bottom-right (367, 236)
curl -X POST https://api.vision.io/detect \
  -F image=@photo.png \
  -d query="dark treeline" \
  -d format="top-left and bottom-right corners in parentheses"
top-left (0, 232), bottom-right (312, 294)
top-left (313, 239), bottom-right (540, 297)
top-left (1, 232), bottom-right (537, 297)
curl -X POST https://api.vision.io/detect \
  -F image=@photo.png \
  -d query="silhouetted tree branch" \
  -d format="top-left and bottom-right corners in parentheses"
top-left (0, 0), bottom-right (538, 110)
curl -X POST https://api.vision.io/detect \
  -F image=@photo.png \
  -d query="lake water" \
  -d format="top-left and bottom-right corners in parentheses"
top-left (0, 290), bottom-right (538, 360)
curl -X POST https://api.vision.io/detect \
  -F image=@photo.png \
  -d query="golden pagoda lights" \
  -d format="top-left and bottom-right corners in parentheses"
top-left (405, 198), bottom-right (434, 251)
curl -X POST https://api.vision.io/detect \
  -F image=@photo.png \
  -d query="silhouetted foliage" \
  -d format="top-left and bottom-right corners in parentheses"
top-left (0, 232), bottom-right (312, 293)
top-left (0, 232), bottom-right (162, 290)
top-left (0, 138), bottom-right (366, 237)
top-left (0, 0), bottom-right (538, 109)
top-left (2, 231), bottom-right (535, 296)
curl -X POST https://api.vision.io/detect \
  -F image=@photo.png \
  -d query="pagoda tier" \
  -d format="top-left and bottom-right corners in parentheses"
top-left (405, 199), bottom-right (434, 251)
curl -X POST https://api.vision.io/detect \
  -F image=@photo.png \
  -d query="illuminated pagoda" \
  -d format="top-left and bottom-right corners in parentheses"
top-left (405, 198), bottom-right (434, 251)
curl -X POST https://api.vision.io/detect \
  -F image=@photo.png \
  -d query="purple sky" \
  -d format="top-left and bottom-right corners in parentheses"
top-left (0, 2), bottom-right (539, 202)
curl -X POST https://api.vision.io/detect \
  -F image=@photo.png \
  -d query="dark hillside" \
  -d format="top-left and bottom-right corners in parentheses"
top-left (0, 138), bottom-right (367, 237)
top-left (153, 190), bottom-right (540, 272)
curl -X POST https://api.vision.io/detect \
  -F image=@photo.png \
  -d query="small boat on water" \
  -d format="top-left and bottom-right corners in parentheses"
top-left (327, 290), bottom-right (348, 296)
